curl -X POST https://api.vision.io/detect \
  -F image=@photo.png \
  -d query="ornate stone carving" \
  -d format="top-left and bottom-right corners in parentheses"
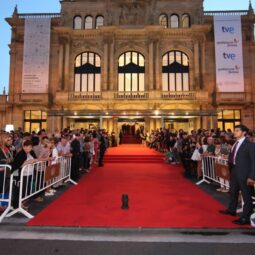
top-left (119, 2), bottom-right (145, 25)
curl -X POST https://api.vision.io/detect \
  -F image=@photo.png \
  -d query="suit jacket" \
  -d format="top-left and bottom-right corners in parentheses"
top-left (230, 138), bottom-right (255, 181)
top-left (0, 148), bottom-right (9, 164)
top-left (11, 149), bottom-right (37, 175)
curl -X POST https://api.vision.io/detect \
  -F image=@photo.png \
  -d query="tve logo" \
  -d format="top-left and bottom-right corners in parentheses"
top-left (222, 26), bottom-right (235, 34)
top-left (223, 52), bottom-right (236, 60)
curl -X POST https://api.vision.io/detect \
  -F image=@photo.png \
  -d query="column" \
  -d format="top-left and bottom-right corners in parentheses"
top-left (109, 118), bottom-right (114, 132)
top-left (156, 119), bottom-right (161, 129)
top-left (149, 41), bottom-right (154, 90)
top-left (103, 41), bottom-right (109, 91)
top-left (155, 40), bottom-right (161, 90)
top-left (58, 41), bottom-right (64, 90)
top-left (109, 41), bottom-right (115, 90)
top-left (201, 39), bottom-right (206, 90)
top-left (150, 118), bottom-right (155, 131)
top-left (64, 39), bottom-right (70, 91)
top-left (194, 40), bottom-right (200, 89)
top-left (99, 116), bottom-right (103, 129)
top-left (161, 117), bottom-right (164, 129)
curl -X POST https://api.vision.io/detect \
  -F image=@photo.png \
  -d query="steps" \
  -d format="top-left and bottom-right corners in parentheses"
top-left (104, 154), bottom-right (164, 163)
top-left (121, 134), bottom-right (142, 144)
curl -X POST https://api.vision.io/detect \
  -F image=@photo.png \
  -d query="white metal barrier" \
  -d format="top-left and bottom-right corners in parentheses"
top-left (196, 156), bottom-right (230, 189)
top-left (0, 165), bottom-right (13, 223)
top-left (6, 156), bottom-right (76, 220)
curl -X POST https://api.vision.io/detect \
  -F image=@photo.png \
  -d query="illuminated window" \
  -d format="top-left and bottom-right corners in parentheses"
top-left (217, 110), bottom-right (241, 131)
top-left (182, 14), bottom-right (190, 28)
top-left (85, 16), bottom-right (93, 29)
top-left (162, 51), bottom-right (189, 91)
top-left (24, 111), bottom-right (47, 133)
top-left (118, 51), bottom-right (145, 92)
top-left (96, 16), bottom-right (104, 29)
top-left (73, 16), bottom-right (82, 29)
top-left (170, 14), bottom-right (179, 28)
top-left (159, 14), bottom-right (168, 28)
top-left (74, 52), bottom-right (101, 92)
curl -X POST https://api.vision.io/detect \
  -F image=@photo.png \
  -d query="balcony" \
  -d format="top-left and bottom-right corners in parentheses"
top-left (69, 91), bottom-right (102, 101)
top-left (114, 91), bottom-right (149, 100)
top-left (161, 91), bottom-right (208, 101)
top-left (56, 90), bottom-right (208, 102)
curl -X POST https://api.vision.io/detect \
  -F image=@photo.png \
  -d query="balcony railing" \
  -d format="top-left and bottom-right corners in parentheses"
top-left (204, 10), bottom-right (249, 16)
top-left (17, 13), bottom-right (61, 19)
top-left (114, 91), bottom-right (149, 100)
top-left (69, 91), bottom-right (102, 100)
top-left (161, 91), bottom-right (208, 101)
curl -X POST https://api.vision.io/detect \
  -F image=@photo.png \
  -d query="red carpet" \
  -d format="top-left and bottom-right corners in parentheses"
top-left (28, 145), bottom-right (247, 228)
top-left (121, 134), bottom-right (142, 144)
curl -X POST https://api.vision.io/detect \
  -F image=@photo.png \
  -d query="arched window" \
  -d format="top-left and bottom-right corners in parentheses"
top-left (170, 14), bottom-right (179, 28)
top-left (182, 14), bottom-right (190, 28)
top-left (118, 51), bottom-right (145, 92)
top-left (159, 14), bottom-right (168, 28)
top-left (162, 51), bottom-right (189, 91)
top-left (96, 16), bottom-right (104, 29)
top-left (73, 16), bottom-right (82, 29)
top-left (74, 52), bottom-right (101, 92)
top-left (85, 16), bottom-right (93, 29)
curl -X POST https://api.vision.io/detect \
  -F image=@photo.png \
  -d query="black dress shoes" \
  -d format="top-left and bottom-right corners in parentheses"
top-left (232, 218), bottom-right (250, 225)
top-left (219, 209), bottom-right (237, 216)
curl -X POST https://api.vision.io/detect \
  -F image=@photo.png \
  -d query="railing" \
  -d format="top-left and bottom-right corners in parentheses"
top-left (69, 91), bottom-right (102, 100)
top-left (17, 13), bottom-right (61, 19)
top-left (204, 10), bottom-right (249, 16)
top-left (114, 91), bottom-right (149, 100)
top-left (5, 156), bottom-right (77, 221)
top-left (196, 156), bottom-right (230, 189)
top-left (0, 165), bottom-right (13, 223)
top-left (161, 91), bottom-right (208, 100)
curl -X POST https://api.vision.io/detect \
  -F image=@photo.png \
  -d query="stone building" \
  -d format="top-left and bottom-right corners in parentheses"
top-left (1, 0), bottom-right (255, 133)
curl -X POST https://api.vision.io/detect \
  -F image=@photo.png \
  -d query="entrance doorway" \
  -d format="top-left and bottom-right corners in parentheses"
top-left (118, 118), bottom-right (145, 144)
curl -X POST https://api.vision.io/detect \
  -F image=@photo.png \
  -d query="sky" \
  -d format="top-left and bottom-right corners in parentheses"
top-left (0, 0), bottom-right (254, 93)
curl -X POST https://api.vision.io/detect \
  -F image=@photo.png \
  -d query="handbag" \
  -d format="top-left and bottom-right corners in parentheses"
top-left (191, 148), bottom-right (201, 161)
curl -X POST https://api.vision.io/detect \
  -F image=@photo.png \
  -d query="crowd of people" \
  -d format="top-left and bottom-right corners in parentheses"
top-left (0, 128), bottom-right (111, 211)
top-left (146, 127), bottom-right (255, 187)
top-left (1, 124), bottom-right (255, 225)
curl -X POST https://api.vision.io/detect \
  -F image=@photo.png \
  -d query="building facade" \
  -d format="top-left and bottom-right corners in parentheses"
top-left (1, 0), bottom-right (255, 133)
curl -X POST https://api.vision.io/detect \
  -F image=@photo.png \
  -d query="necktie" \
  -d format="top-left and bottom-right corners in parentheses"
top-left (230, 141), bottom-right (239, 165)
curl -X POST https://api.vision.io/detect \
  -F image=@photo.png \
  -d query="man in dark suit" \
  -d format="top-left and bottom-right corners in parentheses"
top-left (70, 133), bottom-right (81, 181)
top-left (219, 124), bottom-right (255, 225)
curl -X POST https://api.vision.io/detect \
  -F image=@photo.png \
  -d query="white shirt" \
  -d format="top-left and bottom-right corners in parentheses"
top-left (23, 153), bottom-right (35, 176)
top-left (233, 136), bottom-right (246, 164)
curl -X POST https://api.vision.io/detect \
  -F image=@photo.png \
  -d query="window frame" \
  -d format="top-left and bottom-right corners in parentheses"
top-left (118, 51), bottom-right (145, 92)
top-left (162, 50), bottom-right (190, 92)
top-left (74, 52), bottom-right (101, 93)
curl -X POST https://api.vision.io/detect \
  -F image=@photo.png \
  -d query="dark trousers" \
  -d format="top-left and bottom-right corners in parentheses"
top-left (83, 152), bottom-right (91, 170)
top-left (0, 171), bottom-right (5, 194)
top-left (98, 148), bottom-right (106, 166)
top-left (71, 156), bottom-right (80, 181)
top-left (228, 171), bottom-right (254, 219)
